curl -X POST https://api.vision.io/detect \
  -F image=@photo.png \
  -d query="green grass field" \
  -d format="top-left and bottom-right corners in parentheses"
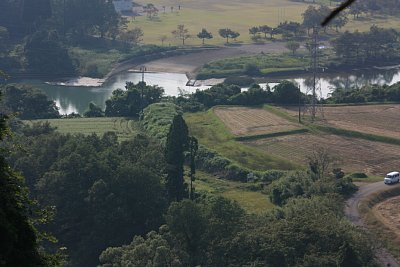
top-left (129, 0), bottom-right (400, 46)
top-left (30, 117), bottom-right (138, 141)
top-left (184, 109), bottom-right (299, 171)
top-left (192, 170), bottom-right (274, 214)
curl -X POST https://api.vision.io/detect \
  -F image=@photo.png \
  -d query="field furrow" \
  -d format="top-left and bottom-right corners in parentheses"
top-left (214, 106), bottom-right (303, 136)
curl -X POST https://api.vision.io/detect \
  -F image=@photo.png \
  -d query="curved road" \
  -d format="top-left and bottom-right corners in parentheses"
top-left (345, 182), bottom-right (400, 267)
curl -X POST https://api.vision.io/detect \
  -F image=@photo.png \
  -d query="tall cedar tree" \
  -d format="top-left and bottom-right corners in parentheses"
top-left (165, 115), bottom-right (189, 201)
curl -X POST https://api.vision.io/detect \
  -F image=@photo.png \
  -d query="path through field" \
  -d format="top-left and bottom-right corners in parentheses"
top-left (346, 182), bottom-right (400, 267)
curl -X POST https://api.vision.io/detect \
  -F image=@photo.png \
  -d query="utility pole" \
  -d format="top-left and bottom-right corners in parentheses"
top-left (311, 26), bottom-right (318, 122)
top-left (298, 85), bottom-right (301, 123)
top-left (139, 66), bottom-right (146, 114)
top-left (63, 0), bottom-right (66, 36)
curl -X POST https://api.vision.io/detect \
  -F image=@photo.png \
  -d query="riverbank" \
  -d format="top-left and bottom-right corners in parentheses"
top-left (38, 42), bottom-right (289, 87)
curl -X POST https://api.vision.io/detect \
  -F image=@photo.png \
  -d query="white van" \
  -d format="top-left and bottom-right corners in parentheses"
top-left (384, 171), bottom-right (400, 184)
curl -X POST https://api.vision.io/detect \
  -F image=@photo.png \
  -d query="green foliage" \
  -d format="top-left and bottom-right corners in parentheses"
top-left (218, 28), bottom-right (240, 43)
top-left (99, 228), bottom-right (190, 267)
top-left (328, 82), bottom-right (400, 103)
top-left (174, 82), bottom-right (273, 111)
top-left (120, 27), bottom-right (144, 46)
top-left (19, 121), bottom-right (57, 137)
top-left (10, 132), bottom-right (168, 266)
top-left (1, 84), bottom-right (60, 119)
top-left (285, 41), bottom-right (300, 54)
top-left (165, 115), bottom-right (189, 201)
top-left (302, 5), bottom-right (331, 32)
top-left (332, 26), bottom-right (400, 64)
top-left (195, 144), bottom-right (287, 183)
top-left (0, 156), bottom-right (50, 267)
top-left (100, 194), bottom-right (377, 267)
top-left (229, 84), bottom-right (273, 105)
top-left (223, 76), bottom-right (255, 86)
top-left (197, 53), bottom-right (308, 79)
top-left (348, 172), bottom-right (368, 179)
top-left (83, 102), bottom-right (104, 117)
top-left (105, 81), bottom-right (164, 117)
top-left (268, 169), bottom-right (357, 205)
top-left (197, 28), bottom-right (213, 45)
top-left (24, 30), bottom-right (75, 76)
top-left (243, 63), bottom-right (261, 76)
top-left (273, 80), bottom-right (300, 104)
top-left (141, 102), bottom-right (182, 142)
top-left (191, 83), bottom-right (241, 107)
top-left (0, 79), bottom-right (62, 266)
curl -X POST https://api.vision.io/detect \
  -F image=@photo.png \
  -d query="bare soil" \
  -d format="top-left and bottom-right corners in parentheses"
top-left (282, 104), bottom-right (400, 139)
top-left (214, 106), bottom-right (302, 136)
top-left (244, 133), bottom-right (400, 175)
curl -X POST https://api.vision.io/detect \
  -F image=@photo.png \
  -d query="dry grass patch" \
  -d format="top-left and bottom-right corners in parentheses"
top-left (373, 196), bottom-right (400, 239)
top-left (281, 104), bottom-right (400, 140)
top-left (214, 106), bottom-right (303, 137)
top-left (244, 133), bottom-right (400, 176)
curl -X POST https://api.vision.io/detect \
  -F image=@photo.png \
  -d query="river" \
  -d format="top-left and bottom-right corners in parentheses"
top-left (17, 67), bottom-right (400, 114)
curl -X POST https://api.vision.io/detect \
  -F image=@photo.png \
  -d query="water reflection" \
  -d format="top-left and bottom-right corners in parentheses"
top-left (294, 68), bottom-right (400, 98)
top-left (18, 67), bottom-right (400, 114)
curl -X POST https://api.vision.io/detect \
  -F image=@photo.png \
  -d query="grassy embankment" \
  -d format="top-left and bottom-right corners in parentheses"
top-left (184, 108), bottom-right (299, 171)
top-left (359, 185), bottom-right (400, 260)
top-left (196, 52), bottom-right (312, 79)
top-left (129, 0), bottom-right (400, 46)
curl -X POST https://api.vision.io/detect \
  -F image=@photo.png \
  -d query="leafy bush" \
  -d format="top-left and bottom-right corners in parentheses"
top-left (348, 172), bottom-right (368, 179)
top-left (1, 84), bottom-right (60, 119)
top-left (194, 145), bottom-right (286, 182)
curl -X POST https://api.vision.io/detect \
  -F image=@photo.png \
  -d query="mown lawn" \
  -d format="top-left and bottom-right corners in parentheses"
top-left (29, 117), bottom-right (138, 141)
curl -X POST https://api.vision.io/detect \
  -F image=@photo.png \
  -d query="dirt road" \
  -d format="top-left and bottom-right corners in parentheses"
top-left (346, 182), bottom-right (400, 267)
top-left (106, 42), bottom-right (290, 80)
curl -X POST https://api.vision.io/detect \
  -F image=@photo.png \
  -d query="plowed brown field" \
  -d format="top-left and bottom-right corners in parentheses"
top-left (214, 106), bottom-right (302, 136)
top-left (282, 104), bottom-right (400, 139)
top-left (243, 133), bottom-right (400, 175)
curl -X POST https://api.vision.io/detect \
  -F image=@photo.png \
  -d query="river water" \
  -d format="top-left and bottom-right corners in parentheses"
top-left (18, 67), bottom-right (400, 114)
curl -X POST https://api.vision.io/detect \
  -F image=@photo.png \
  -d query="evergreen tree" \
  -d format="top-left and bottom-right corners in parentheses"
top-left (165, 115), bottom-right (189, 201)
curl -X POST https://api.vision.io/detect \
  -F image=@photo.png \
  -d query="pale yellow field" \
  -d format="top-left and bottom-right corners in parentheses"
top-left (129, 0), bottom-right (400, 45)
top-left (214, 106), bottom-right (303, 136)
